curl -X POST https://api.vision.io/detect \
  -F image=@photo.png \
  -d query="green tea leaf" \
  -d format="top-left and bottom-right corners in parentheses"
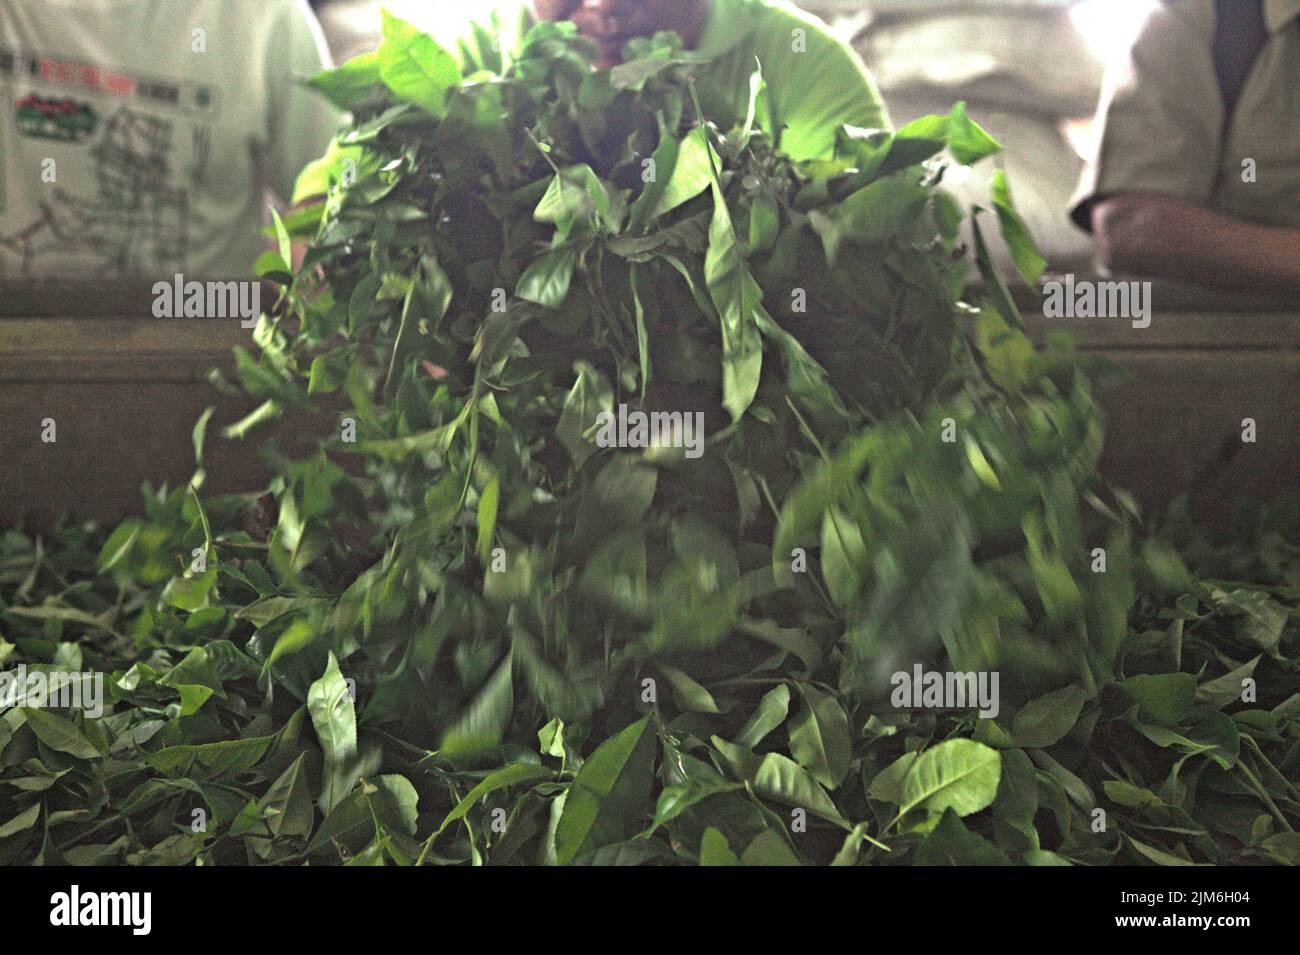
top-left (555, 714), bottom-right (657, 865)
top-left (556, 361), bottom-right (613, 468)
top-left (699, 827), bottom-right (740, 865)
top-left (436, 763), bottom-right (554, 836)
top-left (991, 169), bottom-right (1046, 285)
top-left (1120, 673), bottom-right (1197, 728)
top-left (788, 683), bottom-right (852, 789)
top-left (516, 247), bottom-right (577, 307)
top-left (704, 179), bottom-right (763, 422)
top-left (308, 653), bottom-right (360, 814)
top-left (899, 739), bottom-right (1001, 819)
top-left (21, 708), bottom-right (103, 760)
top-left (378, 11), bottom-right (459, 117)
top-left (734, 684), bottom-right (791, 749)
top-left (1012, 685), bottom-right (1087, 749)
top-left (915, 809), bottom-right (1010, 865)
top-left (476, 477), bottom-right (500, 564)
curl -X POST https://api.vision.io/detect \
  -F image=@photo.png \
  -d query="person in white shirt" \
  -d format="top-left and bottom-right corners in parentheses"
top-left (0, 0), bottom-right (339, 280)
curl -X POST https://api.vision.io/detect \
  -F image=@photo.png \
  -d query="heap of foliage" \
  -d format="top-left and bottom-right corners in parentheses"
top-left (0, 16), bottom-right (1296, 866)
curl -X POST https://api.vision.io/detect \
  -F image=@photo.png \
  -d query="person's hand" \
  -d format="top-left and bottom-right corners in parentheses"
top-left (533, 1), bottom-right (710, 69)
top-left (532, 1), bottom-right (580, 21)
top-left (1093, 193), bottom-right (1300, 293)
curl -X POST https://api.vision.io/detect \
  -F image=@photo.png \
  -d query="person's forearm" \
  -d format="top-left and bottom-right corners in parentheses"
top-left (1092, 193), bottom-right (1300, 293)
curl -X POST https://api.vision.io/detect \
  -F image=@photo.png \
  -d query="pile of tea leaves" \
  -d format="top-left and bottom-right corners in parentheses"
top-left (0, 16), bottom-right (1295, 866)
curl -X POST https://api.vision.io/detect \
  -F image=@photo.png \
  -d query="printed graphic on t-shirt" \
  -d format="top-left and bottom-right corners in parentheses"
top-left (0, 46), bottom-right (220, 118)
top-left (0, 44), bottom-right (220, 277)
top-left (16, 94), bottom-right (97, 141)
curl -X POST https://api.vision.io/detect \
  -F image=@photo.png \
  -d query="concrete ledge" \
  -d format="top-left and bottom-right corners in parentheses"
top-left (0, 319), bottom-right (251, 382)
top-left (1023, 309), bottom-right (1299, 351)
top-left (0, 379), bottom-right (269, 527)
top-left (0, 304), bottom-right (1295, 527)
top-left (1089, 349), bottom-right (1298, 517)
top-left (0, 316), bottom-right (269, 526)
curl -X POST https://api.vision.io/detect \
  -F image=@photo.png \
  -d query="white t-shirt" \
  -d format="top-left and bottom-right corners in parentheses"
top-left (0, 0), bottom-right (339, 280)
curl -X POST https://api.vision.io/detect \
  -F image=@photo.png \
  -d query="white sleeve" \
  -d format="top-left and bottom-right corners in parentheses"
top-left (263, 0), bottom-right (340, 203)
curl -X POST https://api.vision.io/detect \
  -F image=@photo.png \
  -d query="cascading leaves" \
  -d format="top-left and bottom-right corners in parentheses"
top-left (0, 17), bottom-right (1295, 867)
